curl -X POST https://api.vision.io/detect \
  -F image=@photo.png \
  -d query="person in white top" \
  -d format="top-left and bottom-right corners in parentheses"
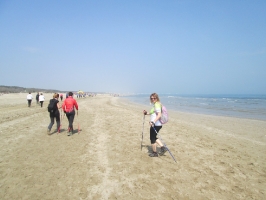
top-left (143, 93), bottom-right (167, 157)
top-left (39, 93), bottom-right (45, 107)
top-left (26, 92), bottom-right (33, 107)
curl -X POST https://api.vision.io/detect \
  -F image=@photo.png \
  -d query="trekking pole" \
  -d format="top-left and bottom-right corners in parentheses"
top-left (151, 124), bottom-right (177, 163)
top-left (58, 109), bottom-right (62, 134)
top-left (141, 115), bottom-right (145, 151)
top-left (77, 110), bottom-right (80, 134)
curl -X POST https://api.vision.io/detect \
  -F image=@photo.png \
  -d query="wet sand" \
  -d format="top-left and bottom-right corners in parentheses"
top-left (0, 93), bottom-right (265, 199)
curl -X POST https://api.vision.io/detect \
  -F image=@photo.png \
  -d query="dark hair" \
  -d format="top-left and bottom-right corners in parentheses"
top-left (69, 92), bottom-right (73, 96)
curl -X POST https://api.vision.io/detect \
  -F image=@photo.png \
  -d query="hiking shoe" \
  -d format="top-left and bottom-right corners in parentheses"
top-left (47, 129), bottom-right (51, 135)
top-left (159, 146), bottom-right (167, 156)
top-left (67, 127), bottom-right (71, 136)
top-left (149, 152), bottom-right (158, 157)
top-left (67, 132), bottom-right (72, 136)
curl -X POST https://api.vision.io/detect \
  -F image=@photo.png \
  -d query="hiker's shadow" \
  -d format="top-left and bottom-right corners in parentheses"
top-left (71, 129), bottom-right (82, 135)
top-left (48, 128), bottom-right (82, 136)
top-left (49, 129), bottom-right (64, 135)
top-left (144, 145), bottom-right (152, 153)
top-left (142, 144), bottom-right (167, 156)
top-left (142, 145), bottom-right (157, 153)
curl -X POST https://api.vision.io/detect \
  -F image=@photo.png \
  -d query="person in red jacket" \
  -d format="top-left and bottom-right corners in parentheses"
top-left (62, 92), bottom-right (79, 136)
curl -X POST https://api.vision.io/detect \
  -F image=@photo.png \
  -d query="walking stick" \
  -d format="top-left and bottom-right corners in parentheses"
top-left (77, 110), bottom-right (80, 134)
top-left (141, 115), bottom-right (145, 151)
top-left (151, 124), bottom-right (177, 163)
top-left (58, 109), bottom-right (63, 134)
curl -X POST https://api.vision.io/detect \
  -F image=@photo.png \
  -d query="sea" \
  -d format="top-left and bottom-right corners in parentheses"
top-left (122, 94), bottom-right (266, 121)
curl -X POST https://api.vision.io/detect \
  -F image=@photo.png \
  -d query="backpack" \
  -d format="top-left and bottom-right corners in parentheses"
top-left (47, 99), bottom-right (57, 113)
top-left (154, 103), bottom-right (169, 124)
top-left (159, 104), bottom-right (168, 124)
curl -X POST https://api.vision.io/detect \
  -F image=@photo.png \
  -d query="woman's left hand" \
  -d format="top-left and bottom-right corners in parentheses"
top-left (149, 121), bottom-right (154, 126)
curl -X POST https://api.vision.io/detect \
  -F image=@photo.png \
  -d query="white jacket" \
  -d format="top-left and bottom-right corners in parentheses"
top-left (27, 94), bottom-right (33, 100)
top-left (39, 95), bottom-right (45, 101)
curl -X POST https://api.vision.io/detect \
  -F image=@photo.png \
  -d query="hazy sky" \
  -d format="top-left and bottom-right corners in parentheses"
top-left (0, 0), bottom-right (265, 94)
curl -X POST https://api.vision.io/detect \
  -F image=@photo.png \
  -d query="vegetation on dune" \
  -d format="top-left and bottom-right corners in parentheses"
top-left (0, 85), bottom-right (67, 93)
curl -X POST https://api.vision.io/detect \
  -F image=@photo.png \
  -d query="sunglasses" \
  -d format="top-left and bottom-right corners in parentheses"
top-left (150, 97), bottom-right (156, 100)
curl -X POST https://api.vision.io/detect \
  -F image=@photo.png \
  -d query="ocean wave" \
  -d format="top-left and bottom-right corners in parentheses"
top-left (123, 95), bottom-right (266, 120)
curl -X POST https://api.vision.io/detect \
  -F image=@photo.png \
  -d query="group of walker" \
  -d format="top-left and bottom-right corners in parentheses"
top-left (28, 90), bottom-right (175, 160)
top-left (47, 92), bottom-right (78, 136)
top-left (47, 91), bottom-right (175, 160)
top-left (26, 92), bottom-right (45, 107)
top-left (27, 91), bottom-right (78, 136)
top-left (27, 92), bottom-right (65, 108)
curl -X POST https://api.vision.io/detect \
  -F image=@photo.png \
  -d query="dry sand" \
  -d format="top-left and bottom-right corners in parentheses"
top-left (0, 93), bottom-right (265, 200)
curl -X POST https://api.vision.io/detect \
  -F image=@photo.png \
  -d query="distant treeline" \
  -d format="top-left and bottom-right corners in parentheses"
top-left (0, 85), bottom-right (67, 93)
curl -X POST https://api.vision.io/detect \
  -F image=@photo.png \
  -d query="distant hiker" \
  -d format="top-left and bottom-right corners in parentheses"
top-left (60, 94), bottom-right (63, 101)
top-left (47, 93), bottom-right (61, 134)
top-left (39, 93), bottom-right (45, 107)
top-left (143, 93), bottom-right (167, 157)
top-left (36, 92), bottom-right (39, 104)
top-left (26, 92), bottom-right (33, 107)
top-left (62, 92), bottom-right (78, 136)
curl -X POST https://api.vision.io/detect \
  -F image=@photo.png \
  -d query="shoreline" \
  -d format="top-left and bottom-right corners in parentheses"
top-left (120, 96), bottom-right (266, 122)
top-left (121, 96), bottom-right (266, 144)
top-left (2, 92), bottom-right (266, 121)
top-left (121, 95), bottom-right (266, 121)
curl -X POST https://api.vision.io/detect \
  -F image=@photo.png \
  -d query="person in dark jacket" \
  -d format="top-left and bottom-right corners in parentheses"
top-left (36, 92), bottom-right (39, 104)
top-left (47, 93), bottom-right (61, 134)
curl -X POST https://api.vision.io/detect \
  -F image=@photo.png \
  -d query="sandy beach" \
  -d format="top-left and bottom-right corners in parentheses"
top-left (0, 93), bottom-right (265, 200)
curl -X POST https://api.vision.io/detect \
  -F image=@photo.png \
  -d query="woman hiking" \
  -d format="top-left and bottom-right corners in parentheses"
top-left (143, 93), bottom-right (167, 157)
top-left (26, 92), bottom-right (33, 107)
top-left (47, 93), bottom-right (61, 134)
top-left (62, 92), bottom-right (78, 136)
top-left (39, 93), bottom-right (45, 107)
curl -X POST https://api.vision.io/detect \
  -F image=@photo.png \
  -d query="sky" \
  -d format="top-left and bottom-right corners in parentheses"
top-left (0, 0), bottom-right (265, 94)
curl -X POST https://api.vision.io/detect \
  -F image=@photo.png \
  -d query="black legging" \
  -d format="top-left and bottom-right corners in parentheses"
top-left (150, 126), bottom-right (162, 144)
top-left (48, 111), bottom-right (60, 131)
top-left (66, 110), bottom-right (75, 131)
top-left (40, 101), bottom-right (44, 107)
top-left (27, 100), bottom-right (32, 107)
